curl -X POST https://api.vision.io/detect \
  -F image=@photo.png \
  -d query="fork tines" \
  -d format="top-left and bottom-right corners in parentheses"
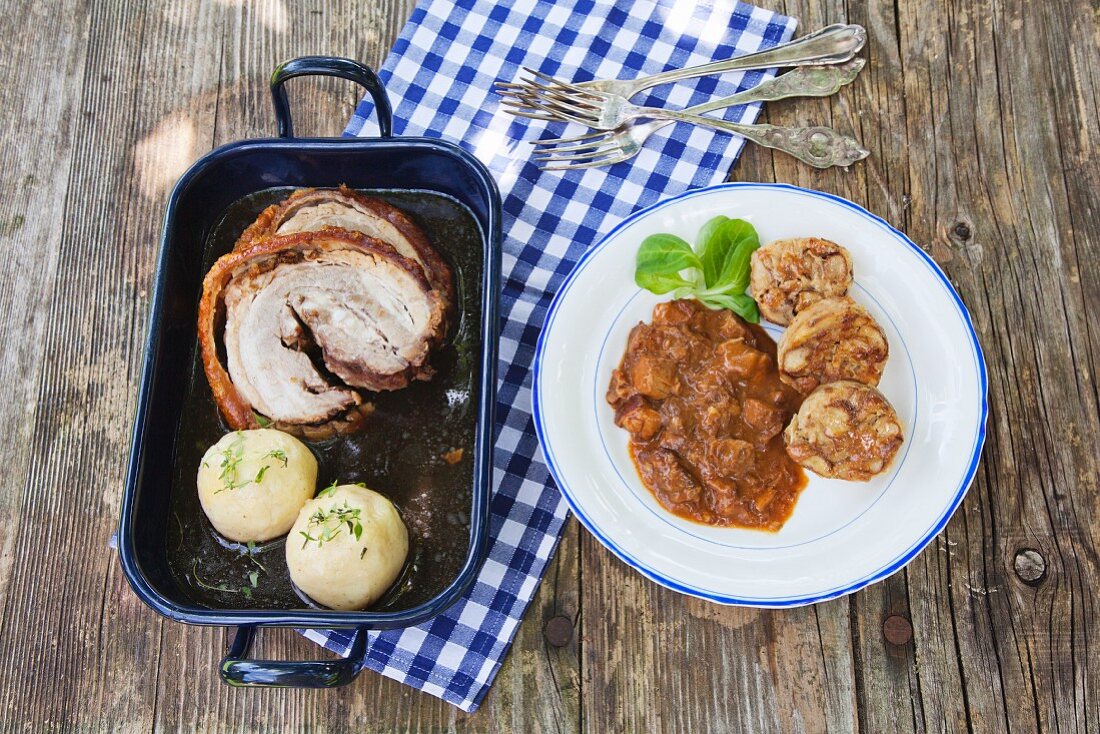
top-left (495, 67), bottom-right (632, 170)
top-left (499, 94), bottom-right (600, 125)
top-left (530, 129), bottom-right (627, 170)
top-left (496, 67), bottom-right (594, 94)
top-left (496, 69), bottom-right (613, 131)
top-left (531, 129), bottom-right (611, 152)
top-left (494, 67), bottom-right (601, 114)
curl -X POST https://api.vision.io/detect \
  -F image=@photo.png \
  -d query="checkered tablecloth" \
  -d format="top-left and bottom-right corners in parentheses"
top-left (304, 0), bottom-right (796, 712)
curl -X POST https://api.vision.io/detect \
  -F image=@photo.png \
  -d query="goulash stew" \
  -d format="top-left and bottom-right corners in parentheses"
top-left (607, 299), bottom-right (807, 530)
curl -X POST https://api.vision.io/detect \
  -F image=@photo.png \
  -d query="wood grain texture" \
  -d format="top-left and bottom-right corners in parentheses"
top-left (0, 0), bottom-right (1096, 731)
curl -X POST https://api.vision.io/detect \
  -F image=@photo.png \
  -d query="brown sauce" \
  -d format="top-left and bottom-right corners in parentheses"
top-left (607, 299), bottom-right (807, 531)
top-left (166, 187), bottom-right (484, 610)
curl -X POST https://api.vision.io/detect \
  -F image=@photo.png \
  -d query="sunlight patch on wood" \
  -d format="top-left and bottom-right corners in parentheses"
top-left (133, 112), bottom-right (199, 201)
top-left (215, 0), bottom-right (288, 33)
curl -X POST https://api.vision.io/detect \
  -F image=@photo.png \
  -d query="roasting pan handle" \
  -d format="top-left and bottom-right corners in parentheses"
top-left (220, 625), bottom-right (370, 688)
top-left (271, 56), bottom-right (393, 139)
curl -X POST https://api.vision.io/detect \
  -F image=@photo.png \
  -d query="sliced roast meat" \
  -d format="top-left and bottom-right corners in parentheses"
top-left (199, 229), bottom-right (447, 436)
top-left (283, 257), bottom-right (440, 391)
top-left (235, 186), bottom-right (454, 305)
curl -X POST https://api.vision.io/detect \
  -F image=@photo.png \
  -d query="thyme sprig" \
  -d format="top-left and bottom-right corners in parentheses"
top-left (212, 436), bottom-right (288, 493)
top-left (214, 432), bottom-right (249, 493)
top-left (299, 500), bottom-right (364, 549)
top-left (318, 480), bottom-right (367, 497)
top-left (243, 540), bottom-right (267, 572)
top-left (191, 559), bottom-right (257, 599)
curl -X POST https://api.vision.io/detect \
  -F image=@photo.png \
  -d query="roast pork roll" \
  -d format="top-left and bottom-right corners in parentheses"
top-left (199, 228), bottom-right (448, 437)
top-left (235, 186), bottom-right (454, 306)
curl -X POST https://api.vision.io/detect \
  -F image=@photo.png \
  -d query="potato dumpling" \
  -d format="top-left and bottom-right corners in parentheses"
top-left (285, 484), bottom-right (409, 611)
top-left (197, 429), bottom-right (317, 542)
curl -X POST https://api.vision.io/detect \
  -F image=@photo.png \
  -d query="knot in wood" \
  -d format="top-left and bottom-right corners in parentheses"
top-left (951, 221), bottom-right (972, 240)
top-left (1013, 548), bottom-right (1046, 584)
top-left (882, 614), bottom-right (913, 646)
top-left (544, 615), bottom-right (574, 647)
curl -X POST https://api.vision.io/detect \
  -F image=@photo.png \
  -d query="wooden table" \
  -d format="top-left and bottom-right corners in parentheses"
top-left (2, 0), bottom-right (1096, 730)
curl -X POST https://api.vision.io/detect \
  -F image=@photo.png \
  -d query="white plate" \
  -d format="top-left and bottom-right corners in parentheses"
top-left (532, 183), bottom-right (988, 607)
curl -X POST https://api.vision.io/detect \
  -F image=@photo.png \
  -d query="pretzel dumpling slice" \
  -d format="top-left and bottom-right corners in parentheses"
top-left (750, 237), bottom-right (853, 325)
top-left (784, 381), bottom-right (903, 481)
top-left (776, 296), bottom-right (889, 394)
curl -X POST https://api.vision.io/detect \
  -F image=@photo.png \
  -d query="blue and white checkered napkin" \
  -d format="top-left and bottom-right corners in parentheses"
top-left (306, 0), bottom-right (796, 712)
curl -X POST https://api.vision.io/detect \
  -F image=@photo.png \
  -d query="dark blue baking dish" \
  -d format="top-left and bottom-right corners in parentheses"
top-left (118, 57), bottom-right (501, 687)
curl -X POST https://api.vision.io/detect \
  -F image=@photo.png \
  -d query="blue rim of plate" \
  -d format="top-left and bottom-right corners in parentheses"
top-left (531, 182), bottom-right (989, 608)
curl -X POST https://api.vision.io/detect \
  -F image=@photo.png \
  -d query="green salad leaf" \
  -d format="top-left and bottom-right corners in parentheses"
top-left (698, 292), bottom-right (759, 323)
top-left (634, 216), bottom-right (761, 322)
top-left (634, 233), bottom-right (701, 294)
top-left (694, 215), bottom-right (728, 257)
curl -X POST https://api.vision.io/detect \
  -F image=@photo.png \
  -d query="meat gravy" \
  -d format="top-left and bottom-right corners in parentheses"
top-left (607, 299), bottom-right (807, 531)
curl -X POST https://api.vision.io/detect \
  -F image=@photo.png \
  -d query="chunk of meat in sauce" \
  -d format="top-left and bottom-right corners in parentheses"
top-left (627, 320), bottom-right (693, 360)
top-left (742, 398), bottom-right (786, 442)
top-left (716, 339), bottom-right (770, 381)
top-left (634, 447), bottom-right (700, 504)
top-left (655, 398), bottom-right (691, 444)
top-left (709, 438), bottom-right (755, 476)
top-left (652, 299), bottom-right (696, 325)
top-left (607, 299), bottom-right (807, 531)
top-left (629, 354), bottom-right (679, 399)
top-left (614, 394), bottom-right (662, 440)
top-left (606, 368), bottom-right (634, 404)
top-left (700, 394), bottom-right (736, 435)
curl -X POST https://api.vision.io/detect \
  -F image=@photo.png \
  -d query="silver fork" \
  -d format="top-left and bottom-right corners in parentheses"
top-left (495, 23), bottom-right (865, 105)
top-left (503, 59), bottom-right (864, 130)
top-left (534, 115), bottom-right (869, 170)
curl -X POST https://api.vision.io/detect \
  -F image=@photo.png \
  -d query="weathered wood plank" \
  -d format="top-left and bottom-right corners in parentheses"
top-left (0, 0), bottom-right (169, 730)
top-left (478, 518), bottom-right (581, 734)
top-left (580, 541), bottom-right (859, 733)
top-left (0, 8), bottom-right (92, 729)
top-left (896, 0), bottom-right (1098, 731)
top-left (1, 0), bottom-right (1098, 730)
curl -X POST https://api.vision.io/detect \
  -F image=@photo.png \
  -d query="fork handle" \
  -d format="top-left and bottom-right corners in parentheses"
top-left (681, 59), bottom-right (865, 116)
top-left (659, 115), bottom-right (869, 168)
top-left (623, 24), bottom-right (865, 95)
